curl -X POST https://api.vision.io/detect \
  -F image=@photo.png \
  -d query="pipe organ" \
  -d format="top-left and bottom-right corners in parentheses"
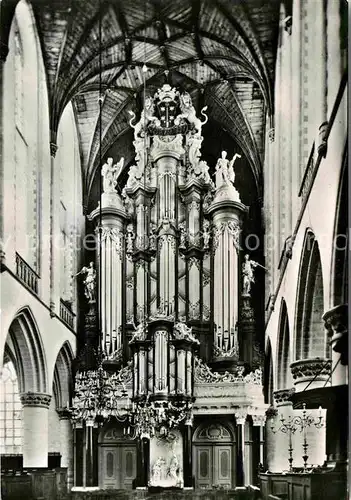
top-left (89, 84), bottom-right (248, 369)
top-left (77, 85), bottom-right (265, 490)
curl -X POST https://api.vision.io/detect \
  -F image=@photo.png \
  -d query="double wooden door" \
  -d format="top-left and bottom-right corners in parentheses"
top-left (194, 444), bottom-right (233, 489)
top-left (99, 445), bottom-right (136, 489)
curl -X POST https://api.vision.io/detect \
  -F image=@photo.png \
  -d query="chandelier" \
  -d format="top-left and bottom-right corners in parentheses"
top-left (70, 355), bottom-right (194, 438)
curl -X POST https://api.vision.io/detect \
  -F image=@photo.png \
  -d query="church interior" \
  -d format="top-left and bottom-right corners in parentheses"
top-left (0, 0), bottom-right (348, 499)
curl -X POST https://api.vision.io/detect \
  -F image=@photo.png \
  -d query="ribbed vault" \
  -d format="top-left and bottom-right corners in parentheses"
top-left (1, 0), bottom-right (280, 202)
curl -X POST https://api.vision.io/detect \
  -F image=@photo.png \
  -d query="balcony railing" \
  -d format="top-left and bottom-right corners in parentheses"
top-left (15, 253), bottom-right (39, 294)
top-left (60, 299), bottom-right (75, 329)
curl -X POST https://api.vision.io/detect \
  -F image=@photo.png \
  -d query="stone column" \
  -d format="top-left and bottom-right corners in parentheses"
top-left (89, 189), bottom-right (126, 364)
top-left (57, 408), bottom-right (73, 489)
top-left (322, 304), bottom-right (348, 465)
top-left (235, 411), bottom-right (247, 486)
top-left (85, 420), bottom-right (95, 487)
top-left (252, 414), bottom-right (266, 478)
top-left (269, 389), bottom-right (295, 471)
top-left (208, 189), bottom-right (247, 365)
top-left (20, 392), bottom-right (51, 467)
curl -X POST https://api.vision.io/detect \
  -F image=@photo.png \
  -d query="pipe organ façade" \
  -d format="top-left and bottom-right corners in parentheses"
top-left (73, 84), bottom-right (267, 490)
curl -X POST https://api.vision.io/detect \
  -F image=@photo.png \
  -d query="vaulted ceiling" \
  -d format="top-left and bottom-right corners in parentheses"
top-left (2, 0), bottom-right (281, 202)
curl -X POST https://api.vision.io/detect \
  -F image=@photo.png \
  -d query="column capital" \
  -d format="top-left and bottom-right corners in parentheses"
top-left (273, 388), bottom-right (295, 407)
top-left (235, 410), bottom-right (248, 425)
top-left (251, 414), bottom-right (267, 427)
top-left (57, 407), bottom-right (71, 420)
top-left (20, 392), bottom-right (51, 408)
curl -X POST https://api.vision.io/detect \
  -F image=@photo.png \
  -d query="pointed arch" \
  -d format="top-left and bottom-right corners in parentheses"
top-left (295, 230), bottom-right (327, 360)
top-left (332, 151), bottom-right (348, 306)
top-left (276, 299), bottom-right (291, 390)
top-left (52, 341), bottom-right (74, 408)
top-left (4, 307), bottom-right (48, 393)
top-left (264, 337), bottom-right (274, 405)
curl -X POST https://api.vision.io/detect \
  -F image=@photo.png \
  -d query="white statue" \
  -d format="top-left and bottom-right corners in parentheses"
top-left (173, 322), bottom-right (199, 344)
top-left (121, 188), bottom-right (133, 214)
top-left (202, 220), bottom-right (211, 249)
top-left (129, 320), bottom-right (147, 343)
top-left (101, 157), bottom-right (124, 193)
top-left (242, 254), bottom-right (259, 295)
top-left (168, 454), bottom-right (180, 482)
top-left (75, 262), bottom-right (96, 302)
top-left (175, 92), bottom-right (208, 136)
top-left (188, 134), bottom-right (203, 167)
top-left (126, 224), bottom-right (135, 254)
top-left (178, 222), bottom-right (187, 249)
top-left (151, 457), bottom-right (166, 484)
top-left (128, 96), bottom-right (160, 140)
top-left (215, 151), bottom-right (241, 189)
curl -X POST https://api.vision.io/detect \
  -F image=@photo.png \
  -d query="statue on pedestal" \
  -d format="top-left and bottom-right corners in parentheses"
top-left (242, 254), bottom-right (265, 296)
top-left (215, 151), bottom-right (241, 189)
top-left (101, 157), bottom-right (124, 193)
top-left (75, 262), bottom-right (96, 302)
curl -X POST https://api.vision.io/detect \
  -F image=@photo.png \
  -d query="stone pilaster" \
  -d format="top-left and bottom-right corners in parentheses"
top-left (49, 139), bottom-right (58, 316)
top-left (57, 408), bottom-right (73, 489)
top-left (20, 392), bottom-right (51, 467)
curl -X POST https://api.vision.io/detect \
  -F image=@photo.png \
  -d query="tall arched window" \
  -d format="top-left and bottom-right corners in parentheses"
top-left (295, 231), bottom-right (326, 360)
top-left (276, 299), bottom-right (291, 389)
top-left (0, 359), bottom-right (23, 454)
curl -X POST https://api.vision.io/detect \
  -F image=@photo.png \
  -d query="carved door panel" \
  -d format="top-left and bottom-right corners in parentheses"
top-left (194, 446), bottom-right (212, 488)
top-left (100, 445), bottom-right (136, 489)
top-left (100, 447), bottom-right (120, 489)
top-left (214, 446), bottom-right (232, 488)
top-left (120, 446), bottom-right (136, 489)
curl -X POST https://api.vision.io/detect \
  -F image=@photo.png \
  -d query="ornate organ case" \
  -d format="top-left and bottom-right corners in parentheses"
top-left (89, 84), bottom-right (249, 372)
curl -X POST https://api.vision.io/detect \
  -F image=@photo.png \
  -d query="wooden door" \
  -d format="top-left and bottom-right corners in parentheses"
top-left (100, 445), bottom-right (136, 489)
top-left (120, 446), bottom-right (136, 489)
top-left (101, 447), bottom-right (120, 489)
top-left (213, 445), bottom-right (232, 488)
top-left (195, 446), bottom-right (212, 488)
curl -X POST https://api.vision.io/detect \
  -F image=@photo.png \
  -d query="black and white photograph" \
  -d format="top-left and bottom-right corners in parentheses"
top-left (0, 0), bottom-right (348, 499)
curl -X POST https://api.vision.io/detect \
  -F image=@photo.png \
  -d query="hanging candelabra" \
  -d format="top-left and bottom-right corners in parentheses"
top-left (271, 403), bottom-right (324, 471)
top-left (70, 355), bottom-right (133, 424)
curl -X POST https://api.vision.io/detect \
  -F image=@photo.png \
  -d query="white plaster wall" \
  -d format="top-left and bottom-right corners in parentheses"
top-left (0, 272), bottom-right (77, 391)
top-left (266, 85), bottom-right (347, 375)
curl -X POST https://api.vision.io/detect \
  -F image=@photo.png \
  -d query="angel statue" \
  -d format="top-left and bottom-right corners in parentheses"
top-left (74, 262), bottom-right (96, 302)
top-left (101, 157), bottom-right (124, 193)
top-left (215, 151), bottom-right (241, 189)
top-left (242, 254), bottom-right (266, 296)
